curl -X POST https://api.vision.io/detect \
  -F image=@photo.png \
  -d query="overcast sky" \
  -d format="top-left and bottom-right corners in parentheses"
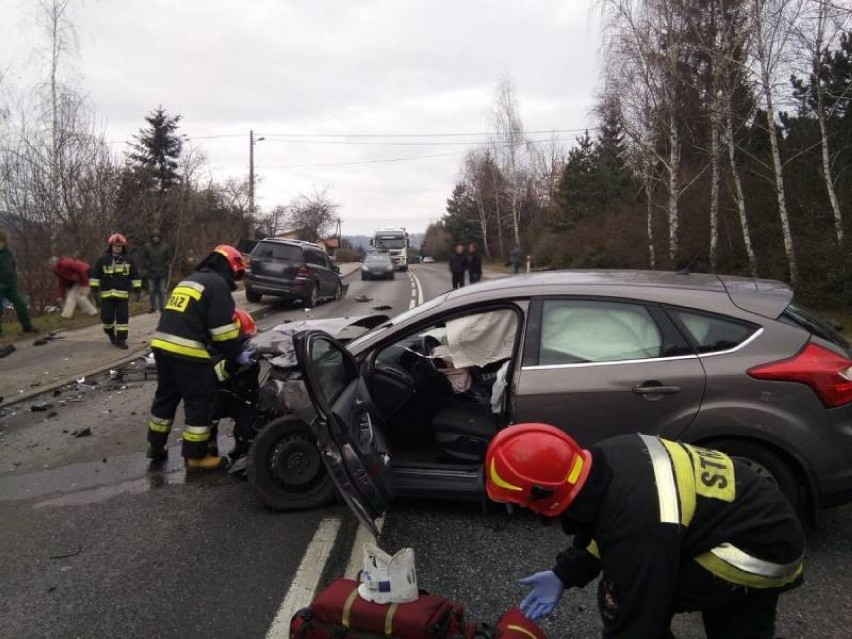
top-left (1, 0), bottom-right (602, 235)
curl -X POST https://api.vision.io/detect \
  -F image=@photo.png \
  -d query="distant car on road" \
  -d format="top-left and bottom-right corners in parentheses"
top-left (247, 270), bottom-right (852, 532)
top-left (422, 256), bottom-right (435, 263)
top-left (245, 238), bottom-right (344, 307)
top-left (361, 253), bottom-right (395, 280)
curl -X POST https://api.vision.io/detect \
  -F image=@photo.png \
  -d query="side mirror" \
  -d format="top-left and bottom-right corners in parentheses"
top-left (334, 265), bottom-right (341, 273)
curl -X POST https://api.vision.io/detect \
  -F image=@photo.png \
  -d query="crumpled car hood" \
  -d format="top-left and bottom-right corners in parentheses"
top-left (248, 314), bottom-right (389, 368)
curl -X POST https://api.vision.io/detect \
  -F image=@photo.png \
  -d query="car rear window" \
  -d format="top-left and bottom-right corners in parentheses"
top-left (780, 302), bottom-right (849, 349)
top-left (669, 309), bottom-right (757, 354)
top-left (539, 300), bottom-right (662, 364)
top-left (252, 242), bottom-right (302, 261)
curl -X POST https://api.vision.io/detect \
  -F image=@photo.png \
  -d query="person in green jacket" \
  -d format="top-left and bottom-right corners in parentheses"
top-left (0, 230), bottom-right (38, 336)
top-left (142, 229), bottom-right (172, 313)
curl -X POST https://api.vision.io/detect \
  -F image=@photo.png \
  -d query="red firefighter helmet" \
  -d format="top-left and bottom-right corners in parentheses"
top-left (108, 233), bottom-right (127, 246)
top-left (212, 244), bottom-right (246, 280)
top-left (485, 423), bottom-right (592, 517)
top-left (233, 308), bottom-right (257, 337)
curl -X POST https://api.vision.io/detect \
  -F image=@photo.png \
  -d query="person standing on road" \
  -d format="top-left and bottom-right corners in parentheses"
top-left (0, 230), bottom-right (38, 336)
top-left (90, 234), bottom-right (141, 350)
top-left (142, 228), bottom-right (172, 313)
top-left (510, 245), bottom-right (523, 275)
top-left (486, 423), bottom-right (805, 638)
top-left (467, 242), bottom-right (482, 284)
top-left (449, 243), bottom-right (468, 289)
top-left (146, 244), bottom-right (254, 472)
top-left (49, 255), bottom-right (98, 319)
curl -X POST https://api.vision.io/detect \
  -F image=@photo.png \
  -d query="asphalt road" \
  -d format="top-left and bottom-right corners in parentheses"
top-left (0, 267), bottom-right (432, 639)
top-left (3, 263), bottom-right (851, 638)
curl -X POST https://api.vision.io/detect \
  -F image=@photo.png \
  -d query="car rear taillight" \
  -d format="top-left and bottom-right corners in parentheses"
top-left (297, 263), bottom-right (310, 277)
top-left (748, 342), bottom-right (852, 408)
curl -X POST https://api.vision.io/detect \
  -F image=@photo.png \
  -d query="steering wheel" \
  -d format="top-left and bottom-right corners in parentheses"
top-left (418, 334), bottom-right (442, 370)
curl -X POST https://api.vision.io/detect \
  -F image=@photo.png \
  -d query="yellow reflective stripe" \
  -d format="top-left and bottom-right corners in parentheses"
top-left (490, 459), bottom-right (523, 492)
top-left (639, 434), bottom-right (680, 525)
top-left (152, 332), bottom-right (206, 350)
top-left (695, 546), bottom-right (803, 589)
top-left (182, 426), bottom-right (210, 442)
top-left (210, 322), bottom-right (239, 342)
top-left (89, 278), bottom-right (100, 287)
top-left (132, 279), bottom-right (142, 288)
top-left (214, 360), bottom-right (229, 382)
top-left (151, 338), bottom-right (210, 360)
top-left (102, 290), bottom-right (129, 299)
top-left (172, 285), bottom-right (202, 301)
top-left (660, 439), bottom-right (697, 527)
top-left (114, 324), bottom-right (129, 330)
top-left (586, 539), bottom-right (600, 559)
top-left (102, 323), bottom-right (115, 329)
top-left (384, 602), bottom-right (398, 635)
top-left (506, 625), bottom-right (538, 639)
top-left (177, 280), bottom-right (205, 293)
top-left (147, 419), bottom-right (172, 433)
top-left (341, 586), bottom-right (359, 628)
top-left (566, 456), bottom-right (584, 484)
top-left (149, 416), bottom-right (173, 426)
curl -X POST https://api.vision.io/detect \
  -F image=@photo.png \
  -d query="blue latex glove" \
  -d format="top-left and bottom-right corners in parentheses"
top-left (519, 570), bottom-right (565, 620)
top-left (236, 348), bottom-right (256, 366)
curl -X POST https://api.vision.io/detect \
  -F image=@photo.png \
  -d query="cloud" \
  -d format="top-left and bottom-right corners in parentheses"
top-left (1, 0), bottom-right (601, 235)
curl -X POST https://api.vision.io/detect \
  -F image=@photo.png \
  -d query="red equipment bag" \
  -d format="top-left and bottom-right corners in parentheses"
top-left (290, 578), bottom-right (474, 639)
top-left (489, 608), bottom-right (546, 638)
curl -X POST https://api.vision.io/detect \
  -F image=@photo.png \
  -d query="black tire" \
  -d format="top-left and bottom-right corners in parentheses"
top-left (333, 281), bottom-right (343, 301)
top-left (304, 282), bottom-right (320, 308)
top-left (361, 274), bottom-right (368, 281)
top-left (247, 416), bottom-right (334, 511)
top-left (245, 287), bottom-right (262, 304)
top-left (707, 439), bottom-right (804, 517)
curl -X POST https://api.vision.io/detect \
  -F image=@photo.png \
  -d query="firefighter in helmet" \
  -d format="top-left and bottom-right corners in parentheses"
top-left (485, 424), bottom-right (805, 638)
top-left (208, 308), bottom-right (261, 473)
top-left (146, 245), bottom-right (255, 471)
top-left (90, 233), bottom-right (141, 349)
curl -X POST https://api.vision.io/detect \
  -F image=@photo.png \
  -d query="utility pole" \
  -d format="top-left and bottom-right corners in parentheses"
top-left (249, 129), bottom-right (256, 213)
top-left (249, 130), bottom-right (265, 238)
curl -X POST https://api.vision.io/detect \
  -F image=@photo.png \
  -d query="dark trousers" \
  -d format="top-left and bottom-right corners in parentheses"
top-left (100, 296), bottom-right (129, 342)
top-left (666, 560), bottom-right (785, 639)
top-left (0, 283), bottom-right (33, 331)
top-left (451, 271), bottom-right (465, 289)
top-left (148, 275), bottom-right (166, 311)
top-left (469, 271), bottom-right (482, 284)
top-left (147, 352), bottom-right (219, 459)
top-left (211, 390), bottom-right (256, 457)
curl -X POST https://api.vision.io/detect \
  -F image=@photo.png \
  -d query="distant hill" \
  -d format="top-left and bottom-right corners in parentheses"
top-left (346, 233), bottom-right (424, 251)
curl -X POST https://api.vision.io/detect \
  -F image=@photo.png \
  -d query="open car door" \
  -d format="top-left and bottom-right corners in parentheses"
top-left (294, 330), bottom-right (393, 537)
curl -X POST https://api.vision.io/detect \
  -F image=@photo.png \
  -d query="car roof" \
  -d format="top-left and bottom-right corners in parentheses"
top-left (443, 270), bottom-right (793, 319)
top-left (255, 238), bottom-right (322, 250)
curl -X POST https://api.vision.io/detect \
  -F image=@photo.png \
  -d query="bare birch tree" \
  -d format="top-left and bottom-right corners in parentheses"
top-left (492, 78), bottom-right (526, 247)
top-left (746, 0), bottom-right (805, 284)
top-left (794, 0), bottom-right (849, 243)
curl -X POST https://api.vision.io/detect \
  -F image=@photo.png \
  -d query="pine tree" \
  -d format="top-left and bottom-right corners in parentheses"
top-left (129, 106), bottom-right (183, 193)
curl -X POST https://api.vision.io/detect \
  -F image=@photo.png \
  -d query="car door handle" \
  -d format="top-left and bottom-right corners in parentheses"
top-left (632, 383), bottom-right (681, 395)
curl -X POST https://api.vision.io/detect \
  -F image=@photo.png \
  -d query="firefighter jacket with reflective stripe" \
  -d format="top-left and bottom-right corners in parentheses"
top-left (90, 252), bottom-right (141, 299)
top-left (552, 434), bottom-right (804, 639)
top-left (151, 268), bottom-right (242, 364)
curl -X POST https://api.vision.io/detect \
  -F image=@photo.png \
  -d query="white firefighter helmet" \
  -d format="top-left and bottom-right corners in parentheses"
top-left (358, 543), bottom-right (418, 604)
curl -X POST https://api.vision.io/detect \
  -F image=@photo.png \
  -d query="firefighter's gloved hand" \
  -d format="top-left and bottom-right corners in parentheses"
top-left (236, 349), bottom-right (256, 366)
top-left (519, 570), bottom-right (564, 620)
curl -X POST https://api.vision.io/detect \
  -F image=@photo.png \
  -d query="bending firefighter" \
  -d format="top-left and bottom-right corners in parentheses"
top-left (90, 233), bottom-right (141, 349)
top-left (209, 308), bottom-right (261, 472)
top-left (485, 424), bottom-right (805, 639)
top-left (146, 245), bottom-right (255, 471)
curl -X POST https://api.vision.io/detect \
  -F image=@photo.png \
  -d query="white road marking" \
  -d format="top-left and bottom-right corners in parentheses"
top-left (344, 517), bottom-right (386, 579)
top-left (408, 269), bottom-right (424, 309)
top-left (265, 517), bottom-right (342, 638)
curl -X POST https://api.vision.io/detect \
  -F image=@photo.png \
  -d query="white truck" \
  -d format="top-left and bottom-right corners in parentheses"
top-left (370, 227), bottom-right (410, 271)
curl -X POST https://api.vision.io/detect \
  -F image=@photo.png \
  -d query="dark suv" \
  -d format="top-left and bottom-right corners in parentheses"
top-left (245, 239), bottom-right (344, 307)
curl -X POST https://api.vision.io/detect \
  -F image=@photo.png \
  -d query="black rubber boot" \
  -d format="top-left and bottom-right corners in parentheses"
top-left (146, 445), bottom-right (168, 462)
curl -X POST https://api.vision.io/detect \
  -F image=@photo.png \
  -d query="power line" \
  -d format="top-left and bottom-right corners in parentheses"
top-left (258, 127), bottom-right (598, 139)
top-left (259, 137), bottom-right (569, 169)
top-left (257, 136), bottom-right (573, 147)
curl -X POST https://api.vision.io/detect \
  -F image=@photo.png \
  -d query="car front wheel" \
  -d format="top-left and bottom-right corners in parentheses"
top-left (245, 287), bottom-right (262, 304)
top-left (304, 282), bottom-right (320, 308)
top-left (247, 416), bottom-right (334, 511)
